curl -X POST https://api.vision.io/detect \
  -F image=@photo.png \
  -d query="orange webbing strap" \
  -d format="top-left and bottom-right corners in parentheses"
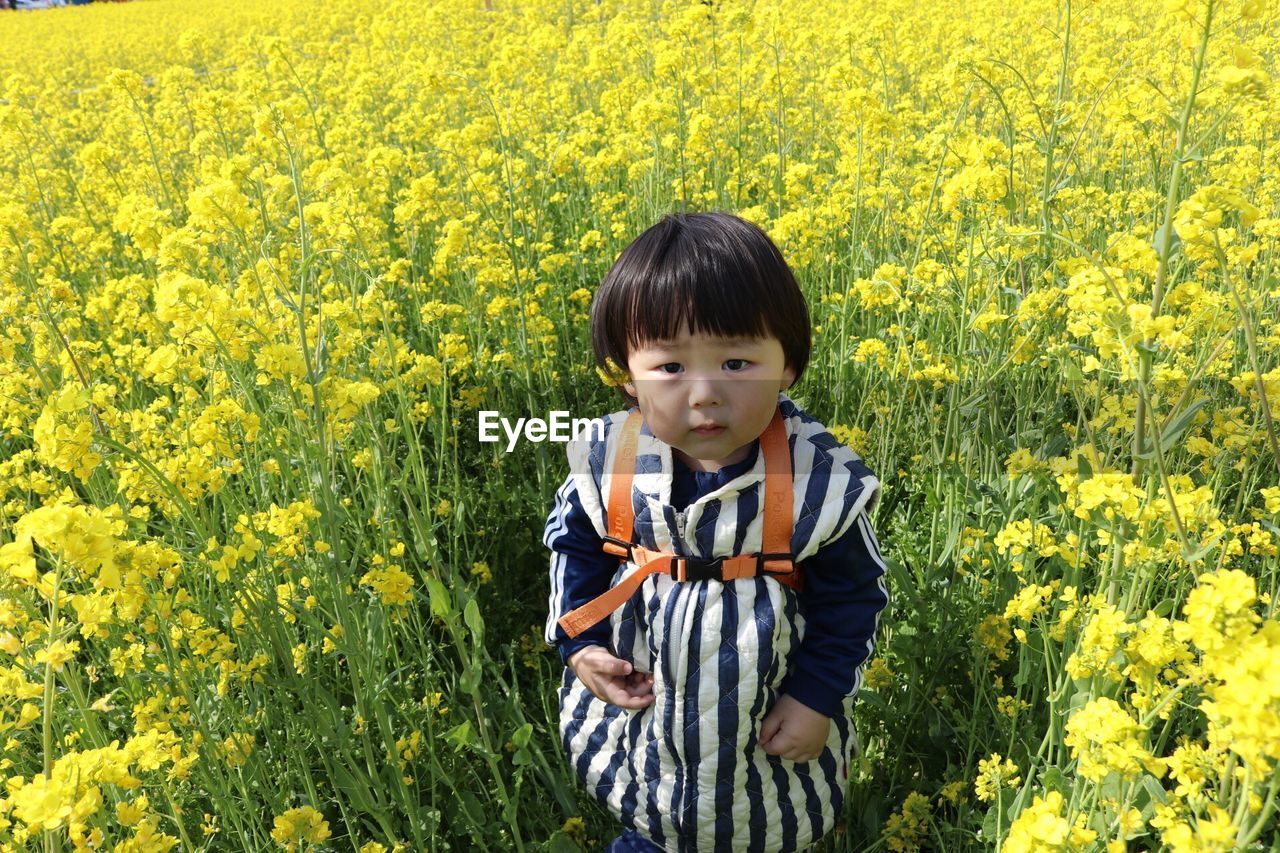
top-left (602, 409), bottom-right (644, 558)
top-left (759, 409), bottom-right (794, 578)
top-left (557, 407), bottom-right (800, 639)
top-left (557, 554), bottom-right (671, 639)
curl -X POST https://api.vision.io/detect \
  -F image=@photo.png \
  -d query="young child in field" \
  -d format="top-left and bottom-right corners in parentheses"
top-left (544, 211), bottom-right (889, 852)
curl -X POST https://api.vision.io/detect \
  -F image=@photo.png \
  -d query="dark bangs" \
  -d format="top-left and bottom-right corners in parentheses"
top-left (590, 211), bottom-right (811, 403)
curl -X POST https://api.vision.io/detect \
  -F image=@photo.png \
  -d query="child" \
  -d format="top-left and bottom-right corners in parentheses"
top-left (544, 211), bottom-right (888, 852)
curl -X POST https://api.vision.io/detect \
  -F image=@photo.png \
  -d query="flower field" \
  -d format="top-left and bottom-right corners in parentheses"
top-left (1, 0), bottom-right (1277, 849)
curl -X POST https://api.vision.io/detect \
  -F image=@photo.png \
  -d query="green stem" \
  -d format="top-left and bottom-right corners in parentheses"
top-left (1133, 0), bottom-right (1215, 488)
top-left (43, 556), bottom-right (63, 853)
top-left (1216, 239), bottom-right (1280, 481)
top-left (1237, 768), bottom-right (1280, 847)
top-left (1038, 0), bottom-right (1072, 263)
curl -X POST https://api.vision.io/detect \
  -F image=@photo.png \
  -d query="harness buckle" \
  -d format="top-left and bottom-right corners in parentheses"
top-left (671, 555), bottom-right (724, 583)
top-left (602, 534), bottom-right (634, 558)
top-left (756, 552), bottom-right (796, 578)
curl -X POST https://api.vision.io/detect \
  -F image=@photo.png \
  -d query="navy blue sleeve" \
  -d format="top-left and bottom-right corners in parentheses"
top-left (778, 510), bottom-right (890, 718)
top-left (544, 475), bottom-right (617, 665)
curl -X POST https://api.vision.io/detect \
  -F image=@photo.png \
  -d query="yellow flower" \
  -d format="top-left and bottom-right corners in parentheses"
top-left (828, 423), bottom-right (870, 455)
top-left (270, 806), bottom-right (330, 850)
top-left (854, 264), bottom-right (909, 312)
top-left (1065, 602), bottom-right (1132, 682)
top-left (597, 357), bottom-right (629, 389)
top-left (10, 773), bottom-right (75, 831)
top-left (974, 753), bottom-right (1020, 802)
top-left (881, 791), bottom-right (931, 852)
top-left (561, 816), bottom-right (589, 847)
top-left (1174, 569), bottom-right (1259, 654)
top-left (1259, 486), bottom-right (1280, 515)
top-left (988, 514), bottom-right (1059, 560)
top-left (1156, 803), bottom-right (1237, 852)
top-left (221, 732), bottom-right (254, 768)
top-left (360, 565), bottom-right (414, 607)
top-left (116, 795), bottom-right (149, 826)
top-left (851, 338), bottom-right (890, 369)
top-left (1216, 65), bottom-right (1269, 101)
top-left (1004, 448), bottom-right (1041, 480)
top-left (35, 639), bottom-right (80, 671)
top-left (1071, 472), bottom-right (1145, 524)
top-left (1064, 697), bottom-right (1161, 781)
top-left (1003, 790), bottom-right (1097, 852)
top-left (863, 657), bottom-right (894, 691)
top-left (975, 614), bottom-right (1012, 664)
top-left (1004, 582), bottom-right (1059, 624)
top-left (938, 779), bottom-right (967, 806)
top-left (33, 385), bottom-right (103, 482)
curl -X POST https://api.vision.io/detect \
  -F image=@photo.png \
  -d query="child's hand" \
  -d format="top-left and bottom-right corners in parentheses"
top-left (758, 694), bottom-right (830, 762)
top-left (567, 645), bottom-right (655, 710)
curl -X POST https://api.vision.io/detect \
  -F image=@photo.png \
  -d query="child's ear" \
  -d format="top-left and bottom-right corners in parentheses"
top-left (782, 364), bottom-right (797, 391)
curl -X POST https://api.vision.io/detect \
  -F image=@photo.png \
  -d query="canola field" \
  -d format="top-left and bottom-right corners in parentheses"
top-left (0, 0), bottom-right (1277, 849)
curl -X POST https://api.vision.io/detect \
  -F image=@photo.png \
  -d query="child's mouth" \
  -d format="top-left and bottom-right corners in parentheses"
top-left (692, 425), bottom-right (726, 436)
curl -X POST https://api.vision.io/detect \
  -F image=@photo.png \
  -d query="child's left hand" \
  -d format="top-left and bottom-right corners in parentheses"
top-left (758, 694), bottom-right (830, 762)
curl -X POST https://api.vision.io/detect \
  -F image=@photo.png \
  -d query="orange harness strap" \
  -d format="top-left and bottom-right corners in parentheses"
top-left (558, 408), bottom-right (800, 640)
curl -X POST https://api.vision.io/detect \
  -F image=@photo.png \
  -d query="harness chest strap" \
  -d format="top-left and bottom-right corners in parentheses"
top-left (557, 408), bottom-right (800, 640)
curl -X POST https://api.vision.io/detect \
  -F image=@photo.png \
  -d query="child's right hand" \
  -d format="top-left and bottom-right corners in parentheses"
top-left (567, 645), bottom-right (655, 710)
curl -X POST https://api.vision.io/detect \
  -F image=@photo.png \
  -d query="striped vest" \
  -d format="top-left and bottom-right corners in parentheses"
top-left (558, 391), bottom-right (881, 852)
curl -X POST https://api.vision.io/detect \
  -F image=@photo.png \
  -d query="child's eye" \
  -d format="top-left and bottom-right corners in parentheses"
top-left (658, 363), bottom-right (682, 374)
top-left (725, 359), bottom-right (750, 371)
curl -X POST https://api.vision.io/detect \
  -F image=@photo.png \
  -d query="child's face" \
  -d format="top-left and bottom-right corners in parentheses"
top-left (623, 322), bottom-right (796, 473)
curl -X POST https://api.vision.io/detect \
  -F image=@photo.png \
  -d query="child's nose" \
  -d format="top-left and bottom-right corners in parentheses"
top-left (688, 378), bottom-right (721, 407)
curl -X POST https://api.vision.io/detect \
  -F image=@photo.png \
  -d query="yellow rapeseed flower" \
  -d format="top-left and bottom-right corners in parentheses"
top-left (270, 806), bottom-right (331, 850)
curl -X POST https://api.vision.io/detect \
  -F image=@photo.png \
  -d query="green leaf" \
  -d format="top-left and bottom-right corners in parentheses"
top-left (404, 501), bottom-right (438, 563)
top-left (1159, 397), bottom-right (1209, 449)
top-left (884, 556), bottom-right (923, 609)
top-left (426, 575), bottom-right (452, 620)
top-left (1138, 775), bottom-right (1168, 812)
top-left (464, 597), bottom-right (484, 647)
top-left (1041, 433), bottom-right (1070, 459)
top-left (857, 689), bottom-right (890, 714)
top-left (1014, 648), bottom-right (1033, 688)
top-left (1134, 340), bottom-right (1161, 358)
top-left (512, 747), bottom-right (533, 766)
top-left (459, 789), bottom-right (484, 821)
top-left (1152, 220), bottom-right (1180, 257)
top-left (444, 720), bottom-right (473, 750)
top-left (981, 796), bottom-right (1013, 843)
top-left (1184, 529), bottom-right (1224, 564)
top-left (329, 761), bottom-right (375, 812)
top-left (512, 722), bottom-right (533, 749)
top-left (1040, 766), bottom-right (1069, 795)
top-left (458, 660), bottom-right (482, 695)
top-left (963, 472), bottom-right (1007, 515)
top-left (1136, 397), bottom-right (1209, 459)
top-left (958, 390), bottom-right (988, 418)
top-left (1068, 679), bottom-right (1093, 711)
